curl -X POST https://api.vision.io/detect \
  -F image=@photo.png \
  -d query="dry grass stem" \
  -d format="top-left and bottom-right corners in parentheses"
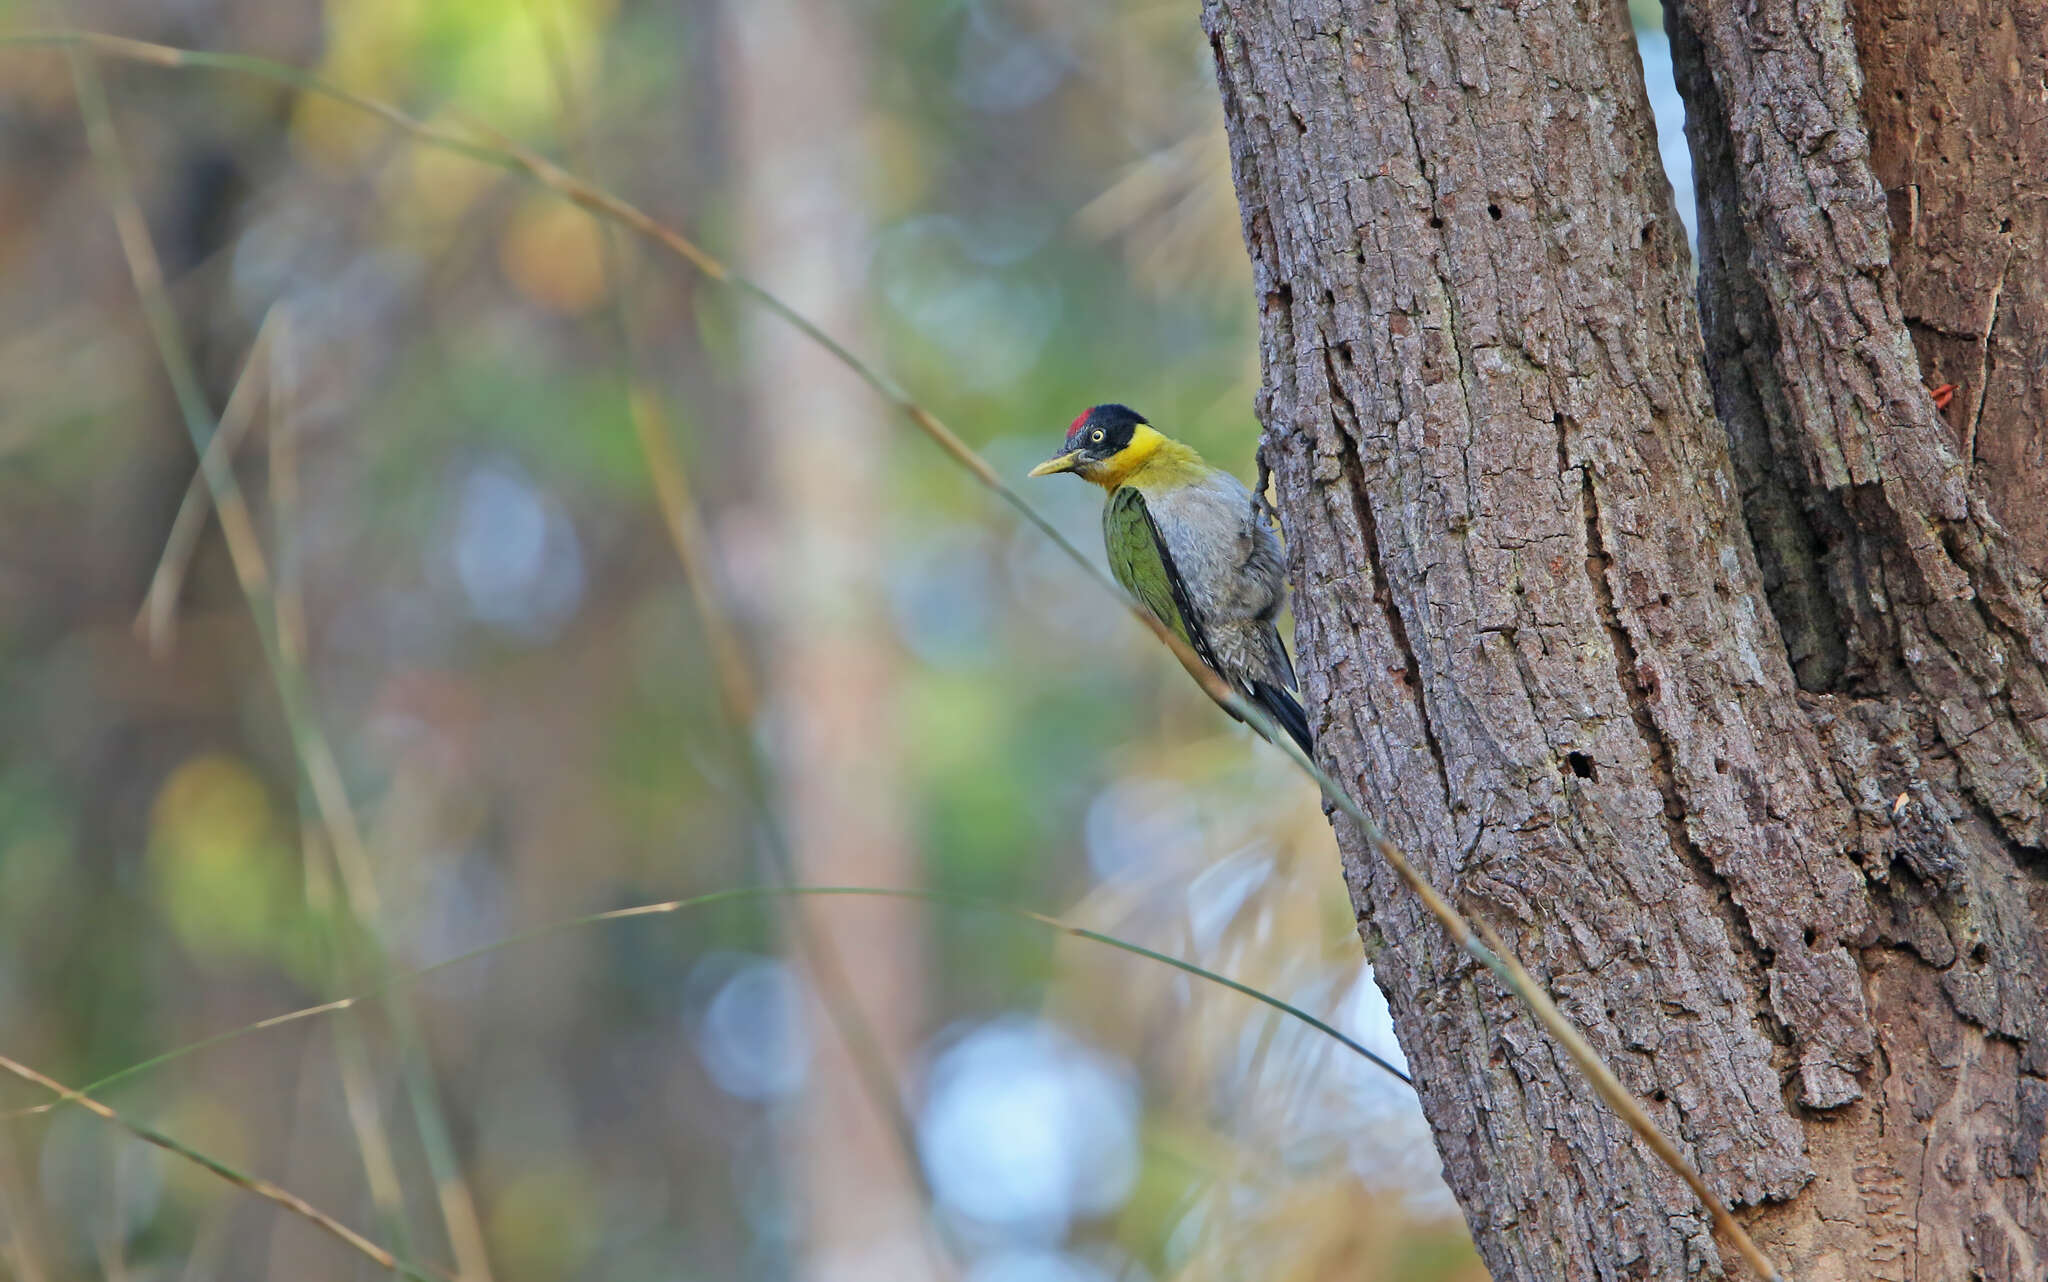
top-left (136, 307), bottom-right (280, 655)
top-left (0, 1052), bottom-right (447, 1282)
top-left (627, 391), bottom-right (760, 726)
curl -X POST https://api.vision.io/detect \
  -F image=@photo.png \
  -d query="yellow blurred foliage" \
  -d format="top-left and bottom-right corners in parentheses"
top-left (384, 132), bottom-right (501, 229)
top-left (486, 1165), bottom-right (599, 1277)
top-left (499, 196), bottom-right (610, 313)
top-left (295, 0), bottom-right (618, 170)
top-left (148, 754), bottom-right (295, 961)
top-left (1177, 1175), bottom-right (1486, 1282)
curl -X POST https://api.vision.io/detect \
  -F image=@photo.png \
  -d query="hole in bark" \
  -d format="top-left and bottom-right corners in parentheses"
top-left (2000, 216), bottom-right (2013, 234)
top-left (1427, 215), bottom-right (1443, 229)
top-left (1714, 757), bottom-right (1730, 774)
top-left (1652, 1088), bottom-right (1669, 1103)
top-left (1487, 203), bottom-right (1502, 220)
top-left (1803, 926), bottom-right (1818, 948)
top-left (1971, 942), bottom-right (1989, 964)
top-left (1566, 752), bottom-right (1597, 780)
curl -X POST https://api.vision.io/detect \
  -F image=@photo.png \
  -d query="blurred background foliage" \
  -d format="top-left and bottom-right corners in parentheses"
top-left (0, 2), bottom-right (1687, 1279)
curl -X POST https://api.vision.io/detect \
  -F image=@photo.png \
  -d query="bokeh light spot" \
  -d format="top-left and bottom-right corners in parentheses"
top-left (444, 460), bottom-right (587, 640)
top-left (693, 954), bottom-right (813, 1101)
top-left (918, 1017), bottom-right (1139, 1241)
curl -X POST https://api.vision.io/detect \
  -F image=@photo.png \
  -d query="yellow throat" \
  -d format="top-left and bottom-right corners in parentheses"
top-left (1083, 423), bottom-right (1204, 491)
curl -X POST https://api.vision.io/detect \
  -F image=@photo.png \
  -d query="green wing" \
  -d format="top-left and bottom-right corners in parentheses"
top-left (1105, 486), bottom-right (1224, 677)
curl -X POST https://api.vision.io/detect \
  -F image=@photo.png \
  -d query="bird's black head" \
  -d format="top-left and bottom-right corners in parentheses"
top-left (1063, 404), bottom-right (1145, 460)
top-left (1029, 404), bottom-right (1150, 482)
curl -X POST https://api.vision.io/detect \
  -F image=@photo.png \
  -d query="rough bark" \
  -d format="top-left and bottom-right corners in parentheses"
top-left (1851, 0), bottom-right (2048, 574)
top-left (1204, 0), bottom-right (2048, 1277)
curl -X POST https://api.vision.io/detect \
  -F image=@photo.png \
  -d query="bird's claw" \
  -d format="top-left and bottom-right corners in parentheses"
top-left (1252, 438), bottom-right (1282, 530)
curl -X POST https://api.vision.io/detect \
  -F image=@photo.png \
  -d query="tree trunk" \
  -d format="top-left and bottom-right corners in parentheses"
top-left (1203, 0), bottom-right (2048, 1276)
top-left (726, 3), bottom-right (933, 1278)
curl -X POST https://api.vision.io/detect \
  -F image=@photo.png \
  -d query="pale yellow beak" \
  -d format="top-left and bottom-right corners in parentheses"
top-left (1029, 450), bottom-right (1084, 478)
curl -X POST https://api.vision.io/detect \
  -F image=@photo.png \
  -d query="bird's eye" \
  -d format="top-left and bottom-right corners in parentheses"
top-left (1090, 429), bottom-right (1105, 443)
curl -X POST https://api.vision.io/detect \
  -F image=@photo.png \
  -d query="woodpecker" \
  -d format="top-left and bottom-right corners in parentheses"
top-left (1029, 404), bottom-right (1311, 755)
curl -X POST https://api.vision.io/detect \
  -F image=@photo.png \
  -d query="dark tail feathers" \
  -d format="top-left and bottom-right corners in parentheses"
top-left (1248, 682), bottom-right (1313, 757)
